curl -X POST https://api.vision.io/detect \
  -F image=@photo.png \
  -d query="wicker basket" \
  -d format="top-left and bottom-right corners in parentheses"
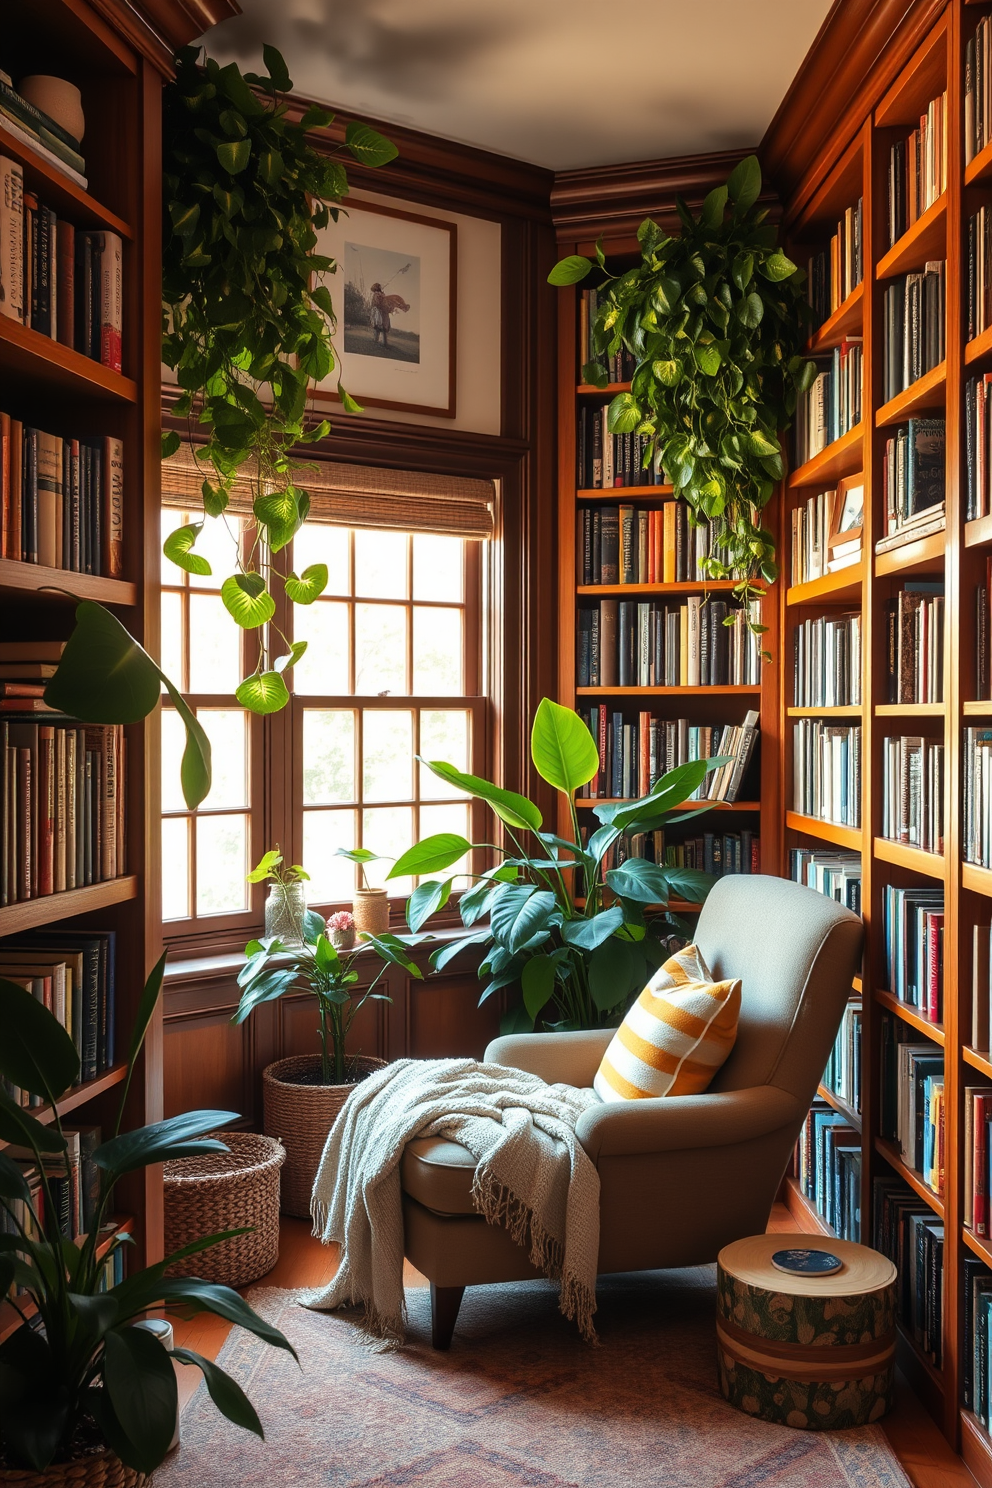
top-left (263, 1053), bottom-right (386, 1218)
top-left (0, 1450), bottom-right (146, 1488)
top-left (164, 1131), bottom-right (285, 1288)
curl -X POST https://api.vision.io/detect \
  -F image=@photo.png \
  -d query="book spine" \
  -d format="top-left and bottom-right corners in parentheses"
top-left (96, 232), bottom-right (123, 373)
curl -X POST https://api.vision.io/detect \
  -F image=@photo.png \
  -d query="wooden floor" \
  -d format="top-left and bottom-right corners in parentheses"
top-left (171, 1205), bottom-right (977, 1487)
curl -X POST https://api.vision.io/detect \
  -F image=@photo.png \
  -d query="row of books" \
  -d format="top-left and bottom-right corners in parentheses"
top-left (886, 91), bottom-right (948, 249)
top-left (793, 340), bottom-right (862, 466)
top-left (964, 725), bottom-right (992, 869)
top-left (806, 198), bottom-right (863, 327)
top-left (964, 1258), bottom-right (992, 1426)
top-left (0, 158), bottom-right (121, 367)
top-left (0, 72), bottom-right (86, 184)
top-left (884, 583), bottom-right (944, 705)
top-left (972, 924), bottom-right (992, 1053)
top-left (0, 415), bottom-right (123, 574)
top-left (979, 568), bottom-right (992, 701)
top-left (967, 205), bottom-right (992, 344)
top-left (577, 708), bottom-right (759, 804)
top-left (0, 1125), bottom-right (101, 1244)
top-left (668, 831), bottom-right (760, 878)
top-left (578, 290), bottom-right (635, 383)
top-left (788, 848), bottom-right (862, 913)
top-left (791, 719), bottom-right (862, 828)
top-left (576, 597), bottom-right (761, 689)
top-left (822, 997), bottom-right (862, 1116)
top-left (792, 612), bottom-right (862, 709)
top-left (878, 418), bottom-right (945, 549)
top-left (576, 408), bottom-right (664, 489)
top-left (0, 931), bottom-right (116, 1088)
top-left (794, 1101), bottom-right (861, 1242)
top-left (789, 484), bottom-right (863, 587)
top-left (883, 1038), bottom-right (944, 1196)
top-left (966, 376), bottom-right (992, 523)
top-left (873, 1174), bottom-right (943, 1367)
top-left (576, 501), bottom-right (734, 586)
top-left (881, 264), bottom-right (945, 406)
top-left (965, 1088), bottom-right (992, 1238)
top-left (967, 18), bottom-right (992, 165)
top-left (882, 883), bottom-right (943, 1020)
top-left (881, 734), bottom-right (945, 854)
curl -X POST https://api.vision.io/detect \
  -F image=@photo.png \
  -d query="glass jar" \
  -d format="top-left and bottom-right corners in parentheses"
top-left (264, 880), bottom-right (307, 946)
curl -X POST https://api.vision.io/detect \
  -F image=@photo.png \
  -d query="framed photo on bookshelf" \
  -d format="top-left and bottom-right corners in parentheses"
top-left (314, 198), bottom-right (457, 418)
top-left (827, 472), bottom-right (864, 563)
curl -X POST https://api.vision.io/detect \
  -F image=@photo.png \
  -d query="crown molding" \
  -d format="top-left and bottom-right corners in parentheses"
top-left (89, 0), bottom-right (242, 74)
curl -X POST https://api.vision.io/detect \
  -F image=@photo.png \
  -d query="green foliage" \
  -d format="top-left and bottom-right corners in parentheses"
top-left (549, 155), bottom-right (812, 624)
top-left (162, 45), bottom-right (396, 714)
top-left (0, 970), bottom-right (293, 1474)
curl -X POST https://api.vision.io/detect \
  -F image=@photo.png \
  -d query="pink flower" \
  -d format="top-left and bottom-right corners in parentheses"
top-left (326, 910), bottom-right (355, 931)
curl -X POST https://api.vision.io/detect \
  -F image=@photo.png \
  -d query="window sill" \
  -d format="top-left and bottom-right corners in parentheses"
top-left (162, 923), bottom-right (484, 983)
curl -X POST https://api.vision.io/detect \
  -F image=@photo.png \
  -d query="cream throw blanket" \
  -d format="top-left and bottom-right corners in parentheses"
top-left (304, 1057), bottom-right (602, 1342)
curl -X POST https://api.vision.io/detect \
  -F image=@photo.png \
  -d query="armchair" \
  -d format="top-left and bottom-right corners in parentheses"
top-left (400, 874), bottom-right (864, 1347)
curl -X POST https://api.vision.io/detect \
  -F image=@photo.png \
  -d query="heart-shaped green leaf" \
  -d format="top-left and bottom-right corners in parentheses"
top-left (344, 121), bottom-right (399, 167)
top-left (221, 574), bottom-right (275, 629)
top-left (284, 564), bottom-right (328, 604)
top-left (547, 255), bottom-right (592, 286)
top-left (235, 670), bottom-right (291, 715)
top-left (727, 154), bottom-right (762, 212)
top-left (216, 138), bottom-right (251, 175)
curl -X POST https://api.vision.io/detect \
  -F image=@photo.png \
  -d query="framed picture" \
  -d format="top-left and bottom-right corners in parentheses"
top-left (314, 198), bottom-right (457, 418)
top-left (828, 473), bottom-right (864, 552)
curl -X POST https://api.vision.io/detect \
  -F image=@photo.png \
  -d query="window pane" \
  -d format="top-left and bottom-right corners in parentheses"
top-left (362, 806), bottom-right (414, 893)
top-left (303, 710), bottom-right (355, 804)
top-left (363, 709), bottom-right (413, 802)
top-left (162, 816), bottom-right (190, 920)
top-left (414, 534), bottom-right (463, 601)
top-left (195, 813), bottom-right (249, 915)
top-left (188, 593), bottom-right (241, 693)
top-left (188, 514), bottom-right (243, 591)
top-left (355, 604), bottom-right (406, 695)
top-left (419, 710), bottom-right (470, 799)
top-left (355, 528), bottom-right (408, 599)
top-left (419, 802), bottom-right (472, 888)
top-left (198, 710), bottom-right (248, 809)
top-left (294, 523), bottom-right (350, 596)
top-left (303, 808), bottom-right (358, 901)
top-left (413, 607), bottom-right (463, 694)
top-left (160, 590), bottom-right (184, 693)
top-left (161, 709), bottom-right (188, 811)
top-left (293, 601), bottom-right (350, 695)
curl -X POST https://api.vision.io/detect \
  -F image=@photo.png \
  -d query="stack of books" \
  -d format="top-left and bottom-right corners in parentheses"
top-left (822, 997), bottom-right (862, 1115)
top-left (0, 73), bottom-right (86, 185)
top-left (0, 930), bottom-right (116, 1087)
top-left (579, 707), bottom-right (759, 804)
top-left (790, 486), bottom-right (862, 585)
top-left (883, 583), bottom-right (944, 704)
top-left (873, 1174), bottom-right (944, 1367)
top-left (794, 339), bottom-right (863, 464)
top-left (788, 848), bottom-right (862, 912)
top-left (881, 1038), bottom-right (945, 1195)
top-left (964, 726), bottom-right (992, 868)
top-left (806, 198), bottom-right (864, 326)
top-left (793, 611), bottom-right (862, 708)
top-left (881, 263), bottom-right (945, 402)
top-left (887, 90), bottom-right (948, 246)
top-left (966, 374), bottom-right (992, 521)
top-left (882, 883), bottom-right (944, 1020)
top-left (0, 158), bottom-right (122, 368)
top-left (965, 1087), bottom-right (992, 1240)
top-left (577, 597), bottom-right (761, 688)
top-left (963, 1258), bottom-right (992, 1426)
top-left (576, 411), bottom-right (663, 488)
top-left (578, 289), bottom-right (635, 383)
top-left (877, 418), bottom-right (945, 551)
top-left (881, 735), bottom-right (945, 852)
top-left (972, 923), bottom-right (992, 1051)
top-left (966, 17), bottom-right (992, 164)
top-left (576, 501), bottom-right (734, 585)
top-left (792, 719), bottom-right (862, 828)
top-left (967, 205), bottom-right (992, 342)
top-left (0, 414), bottom-right (124, 573)
top-left (794, 1099), bottom-right (861, 1240)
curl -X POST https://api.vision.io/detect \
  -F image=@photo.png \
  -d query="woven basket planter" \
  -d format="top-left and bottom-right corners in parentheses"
top-left (164, 1130), bottom-right (285, 1288)
top-left (0, 1450), bottom-right (146, 1488)
top-left (263, 1053), bottom-right (386, 1218)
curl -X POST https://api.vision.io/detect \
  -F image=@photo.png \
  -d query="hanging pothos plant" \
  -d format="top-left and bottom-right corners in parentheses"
top-left (549, 155), bottom-right (813, 631)
top-left (161, 44), bottom-right (397, 715)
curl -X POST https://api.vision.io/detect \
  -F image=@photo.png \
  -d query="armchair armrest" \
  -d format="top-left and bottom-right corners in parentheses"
top-left (575, 1085), bottom-right (803, 1162)
top-left (485, 1029), bottom-right (614, 1088)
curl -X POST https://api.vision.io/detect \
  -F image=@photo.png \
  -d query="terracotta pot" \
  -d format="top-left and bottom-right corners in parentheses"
top-left (353, 888), bottom-right (389, 936)
top-left (262, 1053), bottom-right (386, 1217)
top-left (18, 76), bottom-right (86, 142)
top-left (1, 1448), bottom-right (147, 1488)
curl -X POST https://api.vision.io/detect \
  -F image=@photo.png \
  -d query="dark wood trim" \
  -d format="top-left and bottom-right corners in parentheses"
top-left (88, 0), bottom-right (242, 76)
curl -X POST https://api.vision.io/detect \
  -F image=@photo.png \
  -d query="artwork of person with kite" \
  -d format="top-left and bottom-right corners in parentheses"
top-left (369, 267), bottom-right (411, 350)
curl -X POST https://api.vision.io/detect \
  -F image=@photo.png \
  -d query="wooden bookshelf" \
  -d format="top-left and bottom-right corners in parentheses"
top-left (0, 1214), bottom-right (133, 1344)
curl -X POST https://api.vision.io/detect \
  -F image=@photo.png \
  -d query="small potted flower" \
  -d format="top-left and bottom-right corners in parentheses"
top-left (326, 910), bottom-right (356, 950)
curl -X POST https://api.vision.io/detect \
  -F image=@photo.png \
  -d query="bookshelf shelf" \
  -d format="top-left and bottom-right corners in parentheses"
top-left (963, 863), bottom-right (992, 898)
top-left (0, 559), bottom-right (137, 606)
top-left (0, 876), bottom-right (138, 936)
top-left (964, 1046), bottom-right (992, 1078)
top-left (786, 567), bottom-right (863, 606)
top-left (787, 705), bottom-right (864, 717)
top-left (875, 988), bottom-right (945, 1044)
top-left (816, 1082), bottom-right (863, 1130)
top-left (0, 315), bottom-right (137, 405)
top-left (966, 133), bottom-right (992, 186)
top-left (577, 580), bottom-right (752, 596)
top-left (964, 1228), bottom-right (992, 1268)
top-left (874, 1137), bottom-right (945, 1218)
top-left (875, 192), bottom-right (947, 279)
top-left (874, 701), bottom-right (945, 715)
top-left (1, 1067), bottom-right (128, 1142)
top-left (961, 1411), bottom-right (992, 1488)
top-left (965, 321), bottom-right (992, 366)
top-left (875, 360), bottom-right (947, 426)
top-left (965, 513), bottom-right (992, 548)
top-left (0, 120), bottom-right (133, 240)
top-left (782, 1174), bottom-right (835, 1236)
top-left (575, 685), bottom-right (762, 696)
top-left (964, 701), bottom-right (992, 715)
top-left (873, 838), bottom-right (946, 878)
top-left (576, 381), bottom-right (631, 396)
top-left (785, 811), bottom-right (862, 850)
top-left (787, 423), bottom-right (864, 488)
top-left (576, 486), bottom-right (674, 500)
top-left (576, 798), bottom-right (760, 811)
top-left (874, 529), bottom-right (946, 577)
top-left (0, 1214), bottom-right (134, 1345)
top-left (807, 281), bottom-right (864, 353)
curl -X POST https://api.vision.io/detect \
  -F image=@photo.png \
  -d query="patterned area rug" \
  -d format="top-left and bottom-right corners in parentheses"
top-left (158, 1270), bottom-right (911, 1487)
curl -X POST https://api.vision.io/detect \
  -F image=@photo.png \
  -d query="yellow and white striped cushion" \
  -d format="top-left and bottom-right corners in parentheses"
top-left (593, 943), bottom-right (740, 1103)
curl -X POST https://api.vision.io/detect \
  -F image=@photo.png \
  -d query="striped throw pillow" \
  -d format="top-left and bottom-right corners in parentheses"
top-left (593, 943), bottom-right (740, 1103)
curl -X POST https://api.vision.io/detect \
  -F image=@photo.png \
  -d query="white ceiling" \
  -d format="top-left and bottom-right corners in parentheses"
top-left (203, 0), bottom-right (833, 172)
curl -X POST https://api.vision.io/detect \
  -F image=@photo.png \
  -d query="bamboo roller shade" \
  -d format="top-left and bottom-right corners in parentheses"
top-left (161, 442), bottom-right (495, 539)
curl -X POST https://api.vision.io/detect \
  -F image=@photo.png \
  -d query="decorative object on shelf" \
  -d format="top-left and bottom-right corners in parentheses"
top-left (17, 76), bottom-right (85, 142)
top-left (0, 965), bottom-right (295, 1478)
top-left (262, 1053), bottom-right (386, 1217)
top-left (549, 155), bottom-right (813, 635)
top-left (716, 1231), bottom-right (896, 1430)
top-left (326, 910), bottom-right (357, 950)
top-left (253, 851), bottom-right (309, 946)
top-left (337, 846), bottom-right (392, 935)
top-left (390, 697), bottom-right (720, 1034)
top-left (161, 45), bottom-right (397, 718)
top-left (314, 197), bottom-right (457, 418)
top-left (164, 1131), bottom-right (285, 1288)
top-left (826, 472), bottom-right (864, 567)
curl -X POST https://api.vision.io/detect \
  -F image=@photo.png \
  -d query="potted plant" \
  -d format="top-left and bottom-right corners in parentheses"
top-left (336, 847), bottom-right (390, 935)
top-left (236, 850), bottom-right (425, 1217)
top-left (0, 962), bottom-right (294, 1484)
top-left (391, 698), bottom-right (726, 1032)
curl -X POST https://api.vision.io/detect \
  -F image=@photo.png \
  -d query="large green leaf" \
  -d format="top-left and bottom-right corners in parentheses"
top-left (547, 255), bottom-right (592, 286)
top-left (171, 1347), bottom-right (264, 1437)
top-left (389, 833), bottom-right (472, 880)
top-left (589, 937), bottom-right (644, 1013)
top-left (0, 977), bottom-right (80, 1101)
top-left (605, 859), bottom-right (677, 905)
top-left (490, 885), bottom-right (556, 954)
top-left (405, 879), bottom-right (452, 932)
top-left (530, 698), bottom-right (599, 793)
top-left (161, 679), bottom-right (213, 810)
top-left (0, 1326), bottom-right (65, 1471)
top-left (94, 1111), bottom-right (238, 1179)
top-left (521, 956), bottom-right (556, 1020)
top-left (0, 1086), bottom-right (66, 1153)
top-left (284, 564), bottom-right (328, 604)
top-left (216, 138), bottom-right (251, 174)
top-left (760, 250), bottom-right (798, 282)
top-left (727, 154), bottom-right (762, 212)
top-left (103, 1326), bottom-right (178, 1473)
top-left (163, 523), bottom-right (211, 576)
top-left (560, 906), bottom-right (625, 951)
top-left (661, 866), bottom-right (716, 904)
top-left (221, 574), bottom-right (275, 629)
top-left (344, 120), bottom-right (399, 166)
top-left (418, 758), bottom-right (542, 832)
top-left (147, 1277), bottom-right (298, 1357)
top-left (236, 670), bottom-right (291, 715)
top-left (261, 42), bottom-right (292, 91)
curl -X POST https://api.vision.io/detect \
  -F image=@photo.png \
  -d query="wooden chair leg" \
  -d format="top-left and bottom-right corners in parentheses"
top-left (430, 1283), bottom-right (465, 1350)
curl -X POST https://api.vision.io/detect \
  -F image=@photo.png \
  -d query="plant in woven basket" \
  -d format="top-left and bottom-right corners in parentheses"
top-left (0, 963), bottom-right (296, 1476)
top-left (236, 849), bottom-right (425, 1083)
